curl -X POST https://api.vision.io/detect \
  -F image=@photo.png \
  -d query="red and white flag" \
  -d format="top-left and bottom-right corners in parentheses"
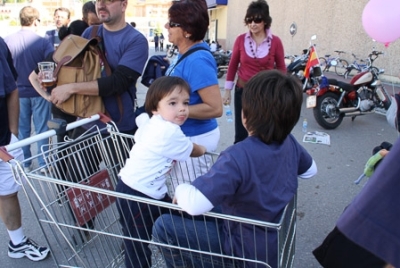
top-left (304, 46), bottom-right (319, 78)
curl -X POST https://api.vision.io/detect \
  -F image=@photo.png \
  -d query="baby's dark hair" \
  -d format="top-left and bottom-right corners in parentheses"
top-left (58, 20), bottom-right (89, 41)
top-left (242, 70), bottom-right (303, 144)
top-left (144, 76), bottom-right (190, 116)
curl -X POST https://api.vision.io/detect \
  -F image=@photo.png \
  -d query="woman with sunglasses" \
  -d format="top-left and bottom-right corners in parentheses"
top-left (163, 0), bottom-right (222, 191)
top-left (223, 0), bottom-right (286, 144)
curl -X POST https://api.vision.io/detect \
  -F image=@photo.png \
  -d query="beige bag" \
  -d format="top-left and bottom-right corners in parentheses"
top-left (52, 34), bottom-right (105, 118)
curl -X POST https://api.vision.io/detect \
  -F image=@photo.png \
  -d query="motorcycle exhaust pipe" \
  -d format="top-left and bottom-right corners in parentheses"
top-left (342, 111), bottom-right (374, 117)
top-left (338, 107), bottom-right (359, 113)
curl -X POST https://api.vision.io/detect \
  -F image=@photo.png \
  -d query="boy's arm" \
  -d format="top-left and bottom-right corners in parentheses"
top-left (190, 143), bottom-right (206, 157)
top-left (298, 159), bottom-right (317, 179)
top-left (173, 183), bottom-right (214, 215)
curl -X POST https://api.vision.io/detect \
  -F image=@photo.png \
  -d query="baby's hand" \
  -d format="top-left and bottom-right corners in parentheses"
top-left (191, 143), bottom-right (207, 157)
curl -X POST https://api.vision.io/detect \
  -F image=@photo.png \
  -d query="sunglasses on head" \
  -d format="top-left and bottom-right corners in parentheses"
top-left (168, 21), bottom-right (181, 28)
top-left (246, 17), bottom-right (263, 24)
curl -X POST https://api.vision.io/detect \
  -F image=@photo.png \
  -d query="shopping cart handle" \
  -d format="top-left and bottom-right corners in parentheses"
top-left (0, 146), bottom-right (13, 162)
top-left (47, 118), bottom-right (67, 135)
top-left (5, 114), bottom-right (106, 153)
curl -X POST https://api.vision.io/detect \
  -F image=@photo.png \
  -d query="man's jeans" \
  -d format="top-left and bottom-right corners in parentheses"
top-left (18, 97), bottom-right (51, 167)
top-left (152, 213), bottom-right (234, 268)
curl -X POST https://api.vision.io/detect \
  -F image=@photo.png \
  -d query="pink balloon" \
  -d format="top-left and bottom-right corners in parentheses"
top-left (362, 0), bottom-right (400, 44)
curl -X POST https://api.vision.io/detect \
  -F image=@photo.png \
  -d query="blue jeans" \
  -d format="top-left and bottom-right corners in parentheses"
top-left (152, 213), bottom-right (235, 268)
top-left (18, 97), bottom-right (51, 167)
top-left (116, 180), bottom-right (172, 268)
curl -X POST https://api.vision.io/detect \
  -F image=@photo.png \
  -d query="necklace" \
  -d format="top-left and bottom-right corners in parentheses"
top-left (249, 40), bottom-right (257, 59)
top-left (249, 35), bottom-right (272, 58)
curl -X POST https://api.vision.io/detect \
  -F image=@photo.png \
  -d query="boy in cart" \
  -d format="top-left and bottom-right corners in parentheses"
top-left (116, 76), bottom-right (206, 268)
top-left (152, 70), bottom-right (317, 268)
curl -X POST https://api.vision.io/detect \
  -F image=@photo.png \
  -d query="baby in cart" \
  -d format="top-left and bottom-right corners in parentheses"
top-left (116, 76), bottom-right (206, 268)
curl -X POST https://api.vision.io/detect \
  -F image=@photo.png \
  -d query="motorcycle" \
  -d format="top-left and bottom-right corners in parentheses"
top-left (287, 48), bottom-right (309, 79)
top-left (213, 49), bottom-right (232, 78)
top-left (306, 65), bottom-right (391, 129)
top-left (288, 35), bottom-right (321, 91)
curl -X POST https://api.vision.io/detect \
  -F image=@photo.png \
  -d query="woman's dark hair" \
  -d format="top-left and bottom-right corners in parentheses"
top-left (244, 0), bottom-right (272, 29)
top-left (168, 0), bottom-right (209, 41)
top-left (145, 76), bottom-right (191, 116)
top-left (242, 70), bottom-right (303, 144)
top-left (58, 20), bottom-right (89, 41)
top-left (82, 1), bottom-right (96, 21)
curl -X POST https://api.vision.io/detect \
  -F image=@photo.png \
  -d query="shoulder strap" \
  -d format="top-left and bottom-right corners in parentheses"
top-left (168, 46), bottom-right (210, 75)
top-left (91, 25), bottom-right (112, 76)
top-left (175, 46), bottom-right (209, 66)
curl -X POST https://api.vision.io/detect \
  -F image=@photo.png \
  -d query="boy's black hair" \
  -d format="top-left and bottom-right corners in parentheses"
top-left (242, 70), bottom-right (303, 144)
top-left (144, 76), bottom-right (190, 117)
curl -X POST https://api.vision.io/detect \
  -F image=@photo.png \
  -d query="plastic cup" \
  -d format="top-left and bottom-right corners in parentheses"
top-left (38, 62), bottom-right (55, 87)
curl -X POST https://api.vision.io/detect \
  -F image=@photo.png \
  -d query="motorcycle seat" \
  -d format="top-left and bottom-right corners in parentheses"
top-left (327, 78), bottom-right (338, 84)
top-left (335, 80), bottom-right (354, 91)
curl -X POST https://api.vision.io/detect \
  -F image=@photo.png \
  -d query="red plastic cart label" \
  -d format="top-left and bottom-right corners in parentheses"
top-left (66, 169), bottom-right (116, 226)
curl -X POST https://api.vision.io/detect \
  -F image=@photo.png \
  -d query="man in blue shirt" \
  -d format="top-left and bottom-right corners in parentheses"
top-left (5, 6), bottom-right (54, 173)
top-left (50, 0), bottom-right (148, 134)
top-left (48, 1), bottom-right (148, 256)
top-left (45, 7), bottom-right (70, 48)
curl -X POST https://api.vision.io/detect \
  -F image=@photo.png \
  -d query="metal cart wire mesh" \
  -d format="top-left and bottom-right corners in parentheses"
top-left (0, 114), bottom-right (296, 268)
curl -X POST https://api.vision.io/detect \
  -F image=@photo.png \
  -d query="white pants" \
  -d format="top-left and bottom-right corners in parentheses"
top-left (0, 135), bottom-right (24, 196)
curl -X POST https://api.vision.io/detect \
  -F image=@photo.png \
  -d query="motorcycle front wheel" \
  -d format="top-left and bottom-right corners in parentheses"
top-left (313, 92), bottom-right (344, 129)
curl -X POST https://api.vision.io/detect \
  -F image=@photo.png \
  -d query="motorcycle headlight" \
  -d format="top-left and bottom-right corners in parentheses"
top-left (297, 70), bottom-right (304, 79)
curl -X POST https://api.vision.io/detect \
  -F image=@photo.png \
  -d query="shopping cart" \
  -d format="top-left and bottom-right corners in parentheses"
top-left (0, 114), bottom-right (297, 268)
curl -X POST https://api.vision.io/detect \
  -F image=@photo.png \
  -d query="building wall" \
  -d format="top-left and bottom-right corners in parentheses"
top-left (209, 6), bottom-right (228, 49)
top-left (224, 0), bottom-right (400, 82)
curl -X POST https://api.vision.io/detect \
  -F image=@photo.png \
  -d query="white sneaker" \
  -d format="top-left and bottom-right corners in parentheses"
top-left (8, 236), bottom-right (50, 261)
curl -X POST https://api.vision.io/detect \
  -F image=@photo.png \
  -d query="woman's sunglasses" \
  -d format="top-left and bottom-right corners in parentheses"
top-left (168, 21), bottom-right (181, 28)
top-left (245, 17), bottom-right (263, 24)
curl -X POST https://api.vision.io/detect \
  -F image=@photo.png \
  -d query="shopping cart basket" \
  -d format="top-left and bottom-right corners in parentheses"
top-left (112, 127), bottom-right (297, 268)
top-left (0, 114), bottom-right (297, 268)
top-left (0, 114), bottom-right (131, 267)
